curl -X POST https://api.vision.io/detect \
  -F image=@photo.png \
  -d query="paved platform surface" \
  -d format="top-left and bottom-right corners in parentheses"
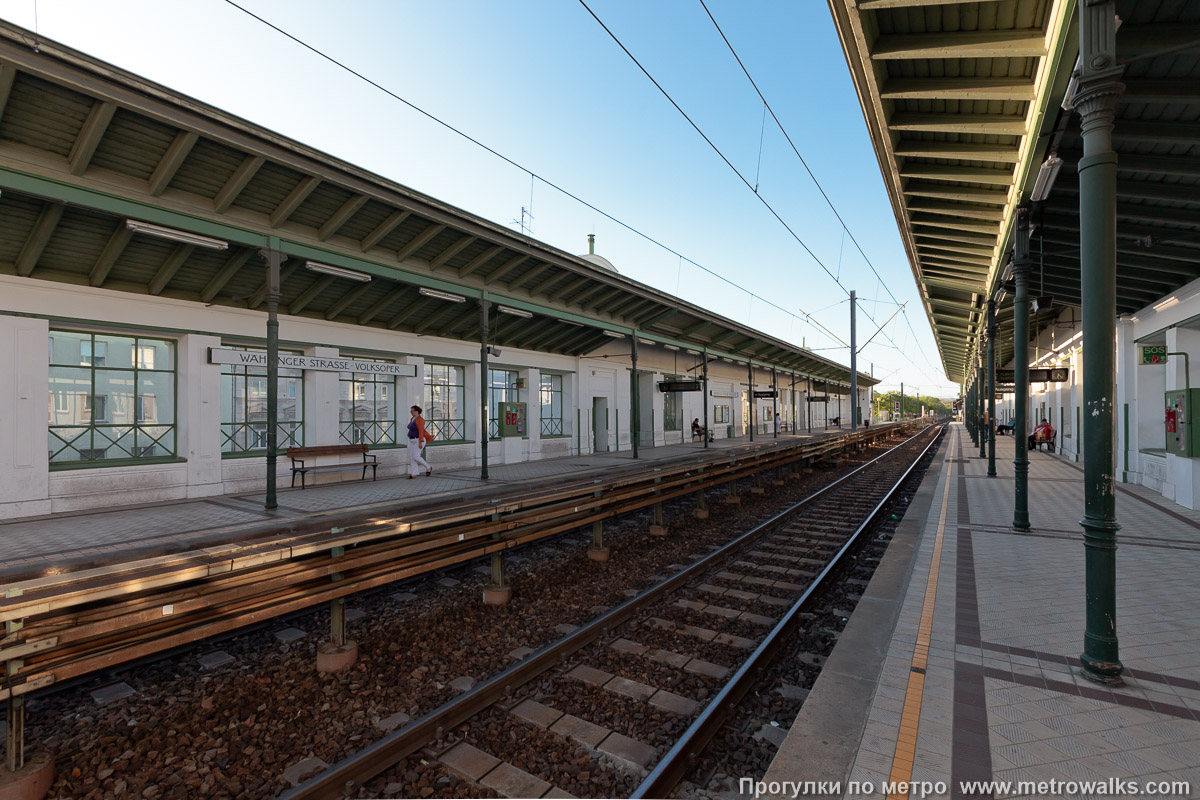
top-left (0, 427), bottom-right (856, 576)
top-left (765, 424), bottom-right (1199, 800)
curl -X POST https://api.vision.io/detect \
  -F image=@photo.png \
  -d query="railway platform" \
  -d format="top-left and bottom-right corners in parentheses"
top-left (0, 425), bottom-right (870, 579)
top-left (764, 423), bottom-right (1200, 799)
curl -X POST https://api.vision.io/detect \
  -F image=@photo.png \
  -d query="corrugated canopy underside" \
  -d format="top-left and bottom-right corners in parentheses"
top-left (0, 21), bottom-right (876, 387)
top-left (832, 0), bottom-right (1200, 383)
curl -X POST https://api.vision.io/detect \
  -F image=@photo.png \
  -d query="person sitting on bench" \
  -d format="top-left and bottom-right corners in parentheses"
top-left (692, 418), bottom-right (713, 442)
top-left (1029, 418), bottom-right (1054, 450)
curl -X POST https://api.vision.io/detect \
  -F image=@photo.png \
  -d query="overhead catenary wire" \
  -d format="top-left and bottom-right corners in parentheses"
top-left (696, 0), bottom-right (945, 380)
top-left (575, 0), bottom-right (843, 289)
top-left (219, 0), bottom-right (849, 355)
top-left (221, 0), bottom-right (944, 387)
top-left (579, 0), bottom-right (945, 387)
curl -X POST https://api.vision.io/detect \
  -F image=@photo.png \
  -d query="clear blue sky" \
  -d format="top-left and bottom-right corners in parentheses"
top-left (1, 0), bottom-right (957, 397)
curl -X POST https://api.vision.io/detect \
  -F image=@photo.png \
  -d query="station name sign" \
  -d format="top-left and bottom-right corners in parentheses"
top-left (807, 396), bottom-right (829, 403)
top-left (658, 380), bottom-right (702, 393)
top-left (208, 348), bottom-right (417, 376)
top-left (994, 367), bottom-right (1068, 384)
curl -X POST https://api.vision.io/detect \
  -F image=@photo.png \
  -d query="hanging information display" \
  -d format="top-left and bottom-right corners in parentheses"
top-left (995, 367), bottom-right (1068, 384)
top-left (658, 380), bottom-right (702, 392)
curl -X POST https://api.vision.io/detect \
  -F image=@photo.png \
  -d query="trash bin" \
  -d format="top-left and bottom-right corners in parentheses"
top-left (726, 425), bottom-right (733, 439)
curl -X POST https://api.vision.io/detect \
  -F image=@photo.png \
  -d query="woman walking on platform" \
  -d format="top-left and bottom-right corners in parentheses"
top-left (407, 404), bottom-right (434, 478)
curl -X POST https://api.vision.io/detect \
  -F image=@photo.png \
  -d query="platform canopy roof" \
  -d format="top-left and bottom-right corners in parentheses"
top-left (829, 0), bottom-right (1200, 384)
top-left (0, 21), bottom-right (876, 390)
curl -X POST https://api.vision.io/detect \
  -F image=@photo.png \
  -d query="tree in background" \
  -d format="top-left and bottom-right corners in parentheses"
top-left (871, 391), bottom-right (950, 419)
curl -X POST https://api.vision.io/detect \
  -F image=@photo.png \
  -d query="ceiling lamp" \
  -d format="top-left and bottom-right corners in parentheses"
top-left (419, 287), bottom-right (466, 303)
top-left (305, 261), bottom-right (371, 282)
top-left (125, 219), bottom-right (228, 250)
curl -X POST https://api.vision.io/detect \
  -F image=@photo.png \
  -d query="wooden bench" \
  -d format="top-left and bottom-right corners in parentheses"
top-left (1031, 430), bottom-right (1057, 452)
top-left (286, 444), bottom-right (377, 488)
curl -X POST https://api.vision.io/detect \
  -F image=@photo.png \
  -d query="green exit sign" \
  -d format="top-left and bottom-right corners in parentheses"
top-left (1140, 345), bottom-right (1168, 365)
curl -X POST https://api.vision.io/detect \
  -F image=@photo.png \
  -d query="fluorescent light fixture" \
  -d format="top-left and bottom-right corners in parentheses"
top-left (419, 287), bottom-right (466, 303)
top-left (602, 330), bottom-right (626, 339)
top-left (637, 337), bottom-right (655, 346)
top-left (497, 305), bottom-right (532, 318)
top-left (1030, 154), bottom-right (1063, 202)
top-left (562, 320), bottom-right (584, 327)
top-left (1153, 296), bottom-right (1180, 312)
top-left (721, 357), bottom-right (733, 362)
top-left (305, 261), bottom-right (371, 282)
top-left (686, 349), bottom-right (700, 355)
top-left (664, 344), bottom-right (680, 351)
top-left (125, 219), bottom-right (228, 250)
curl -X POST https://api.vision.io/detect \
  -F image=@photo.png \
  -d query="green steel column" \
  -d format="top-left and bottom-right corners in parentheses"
top-left (966, 381), bottom-right (975, 443)
top-left (1013, 208), bottom-right (1032, 531)
top-left (1075, 0), bottom-right (1125, 686)
top-left (987, 298), bottom-right (998, 477)
top-left (850, 290), bottom-right (858, 432)
top-left (978, 362), bottom-right (986, 459)
top-left (261, 248), bottom-right (283, 511)
top-left (479, 298), bottom-right (490, 480)
top-left (967, 379), bottom-right (975, 443)
top-left (773, 366), bottom-right (779, 438)
top-left (808, 375), bottom-right (813, 431)
top-left (748, 360), bottom-right (755, 441)
top-left (702, 349), bottom-right (710, 449)
top-left (631, 335), bottom-right (639, 459)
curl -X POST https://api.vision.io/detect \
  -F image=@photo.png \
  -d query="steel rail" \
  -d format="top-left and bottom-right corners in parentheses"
top-left (0, 423), bottom-right (921, 700)
top-left (281, 424), bottom-right (941, 799)
top-left (632, 423), bottom-right (946, 797)
top-left (2, 424), bottom-right (901, 615)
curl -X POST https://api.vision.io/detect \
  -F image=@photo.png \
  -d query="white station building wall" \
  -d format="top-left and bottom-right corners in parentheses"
top-left (0, 275), bottom-right (860, 519)
top-left (990, 275), bottom-right (1200, 510)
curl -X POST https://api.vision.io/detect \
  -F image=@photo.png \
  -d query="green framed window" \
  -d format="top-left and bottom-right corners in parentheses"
top-left (662, 374), bottom-right (682, 431)
top-left (424, 363), bottom-right (465, 441)
top-left (48, 331), bottom-right (176, 465)
top-left (488, 368), bottom-right (519, 439)
top-left (339, 359), bottom-right (396, 446)
top-left (540, 373), bottom-right (564, 436)
top-left (220, 346), bottom-right (303, 454)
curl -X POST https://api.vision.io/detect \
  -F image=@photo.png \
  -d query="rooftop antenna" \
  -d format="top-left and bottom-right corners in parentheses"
top-left (511, 206), bottom-right (534, 238)
top-left (588, 233), bottom-right (595, 254)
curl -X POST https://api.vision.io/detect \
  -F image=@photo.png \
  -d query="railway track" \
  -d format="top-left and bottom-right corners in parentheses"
top-left (0, 423), bottom-right (916, 709)
top-left (281, 423), bottom-right (945, 799)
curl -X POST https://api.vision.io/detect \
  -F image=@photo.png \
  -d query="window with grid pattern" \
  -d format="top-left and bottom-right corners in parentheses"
top-left (540, 373), bottom-right (563, 436)
top-left (423, 363), bottom-right (466, 441)
top-left (220, 346), bottom-right (304, 454)
top-left (48, 331), bottom-right (176, 465)
top-left (339, 358), bottom-right (396, 445)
